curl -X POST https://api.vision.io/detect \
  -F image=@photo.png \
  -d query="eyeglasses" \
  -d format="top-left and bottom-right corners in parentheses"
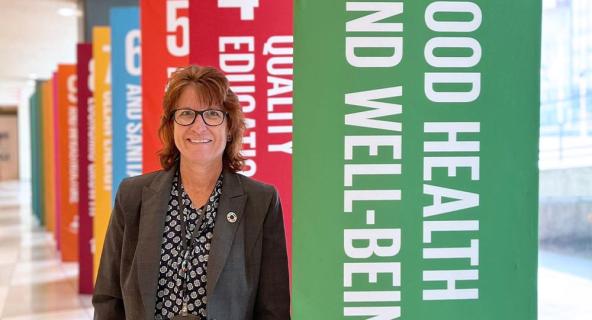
top-left (171, 108), bottom-right (228, 126)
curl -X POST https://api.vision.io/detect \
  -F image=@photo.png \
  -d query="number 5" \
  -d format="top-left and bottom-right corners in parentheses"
top-left (218, 0), bottom-right (259, 21)
top-left (166, 0), bottom-right (189, 57)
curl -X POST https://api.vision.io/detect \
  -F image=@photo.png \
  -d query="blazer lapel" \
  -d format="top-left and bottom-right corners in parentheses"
top-left (136, 167), bottom-right (176, 319)
top-left (207, 170), bottom-right (247, 296)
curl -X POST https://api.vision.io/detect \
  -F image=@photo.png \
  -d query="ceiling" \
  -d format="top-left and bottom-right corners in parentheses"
top-left (0, 0), bottom-right (81, 106)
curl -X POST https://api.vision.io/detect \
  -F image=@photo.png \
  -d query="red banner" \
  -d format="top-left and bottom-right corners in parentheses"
top-left (141, 0), bottom-right (190, 173)
top-left (189, 1), bottom-right (294, 258)
top-left (77, 43), bottom-right (94, 293)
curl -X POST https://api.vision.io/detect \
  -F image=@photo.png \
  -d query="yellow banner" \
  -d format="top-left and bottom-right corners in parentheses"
top-left (92, 26), bottom-right (112, 280)
top-left (41, 79), bottom-right (56, 234)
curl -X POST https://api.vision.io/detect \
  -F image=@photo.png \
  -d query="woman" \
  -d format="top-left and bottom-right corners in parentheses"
top-left (93, 65), bottom-right (290, 320)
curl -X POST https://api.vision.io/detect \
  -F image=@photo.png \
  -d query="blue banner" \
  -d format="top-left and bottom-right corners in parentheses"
top-left (110, 7), bottom-right (142, 203)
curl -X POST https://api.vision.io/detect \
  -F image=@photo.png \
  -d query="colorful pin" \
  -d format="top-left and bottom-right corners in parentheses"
top-left (226, 212), bottom-right (238, 223)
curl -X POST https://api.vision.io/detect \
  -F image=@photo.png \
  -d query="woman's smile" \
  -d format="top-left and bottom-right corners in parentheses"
top-left (187, 137), bottom-right (213, 144)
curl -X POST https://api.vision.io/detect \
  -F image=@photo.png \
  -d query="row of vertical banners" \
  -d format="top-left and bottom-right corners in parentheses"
top-left (27, 1), bottom-right (540, 318)
top-left (29, 1), bottom-right (294, 296)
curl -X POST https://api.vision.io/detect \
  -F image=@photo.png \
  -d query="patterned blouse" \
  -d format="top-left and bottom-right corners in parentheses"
top-left (154, 172), bottom-right (223, 319)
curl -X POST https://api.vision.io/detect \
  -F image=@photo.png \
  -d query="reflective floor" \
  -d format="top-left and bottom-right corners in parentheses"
top-left (538, 250), bottom-right (592, 320)
top-left (0, 181), bottom-right (92, 319)
top-left (0, 180), bottom-right (591, 319)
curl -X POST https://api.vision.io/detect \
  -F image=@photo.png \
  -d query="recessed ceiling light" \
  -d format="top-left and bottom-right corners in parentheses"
top-left (57, 7), bottom-right (81, 17)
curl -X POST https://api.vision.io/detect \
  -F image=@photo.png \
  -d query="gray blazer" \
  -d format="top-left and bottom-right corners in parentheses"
top-left (92, 167), bottom-right (290, 320)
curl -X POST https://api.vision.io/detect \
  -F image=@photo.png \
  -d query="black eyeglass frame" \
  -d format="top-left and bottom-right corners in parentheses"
top-left (170, 108), bottom-right (229, 127)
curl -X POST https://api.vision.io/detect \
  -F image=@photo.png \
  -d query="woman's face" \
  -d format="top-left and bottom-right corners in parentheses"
top-left (173, 85), bottom-right (228, 167)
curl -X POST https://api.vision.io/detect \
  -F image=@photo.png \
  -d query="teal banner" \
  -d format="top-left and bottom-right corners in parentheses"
top-left (293, 1), bottom-right (540, 319)
top-left (30, 83), bottom-right (43, 223)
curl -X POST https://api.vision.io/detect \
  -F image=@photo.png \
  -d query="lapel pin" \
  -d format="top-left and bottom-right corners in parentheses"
top-left (226, 212), bottom-right (238, 223)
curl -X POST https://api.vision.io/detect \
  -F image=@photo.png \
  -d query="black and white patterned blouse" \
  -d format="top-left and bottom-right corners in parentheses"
top-left (154, 172), bottom-right (223, 319)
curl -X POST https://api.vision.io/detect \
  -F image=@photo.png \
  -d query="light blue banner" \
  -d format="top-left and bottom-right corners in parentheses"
top-left (110, 7), bottom-right (142, 203)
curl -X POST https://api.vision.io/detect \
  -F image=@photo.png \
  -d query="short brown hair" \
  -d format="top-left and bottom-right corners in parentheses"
top-left (158, 65), bottom-right (245, 172)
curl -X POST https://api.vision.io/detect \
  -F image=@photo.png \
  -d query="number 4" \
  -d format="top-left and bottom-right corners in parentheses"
top-left (218, 0), bottom-right (259, 21)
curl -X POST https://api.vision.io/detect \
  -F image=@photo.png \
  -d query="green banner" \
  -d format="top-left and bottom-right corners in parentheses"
top-left (30, 82), bottom-right (43, 224)
top-left (293, 1), bottom-right (540, 319)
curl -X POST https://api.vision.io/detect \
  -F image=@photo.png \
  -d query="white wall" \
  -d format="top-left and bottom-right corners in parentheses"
top-left (18, 83), bottom-right (34, 181)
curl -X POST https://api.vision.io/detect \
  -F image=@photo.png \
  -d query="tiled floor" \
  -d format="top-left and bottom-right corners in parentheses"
top-left (0, 181), bottom-right (92, 319)
top-left (0, 180), bottom-right (591, 319)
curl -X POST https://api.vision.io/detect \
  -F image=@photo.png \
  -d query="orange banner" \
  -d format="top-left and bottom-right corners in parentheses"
top-left (56, 65), bottom-right (79, 262)
top-left (141, 0), bottom-right (190, 172)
